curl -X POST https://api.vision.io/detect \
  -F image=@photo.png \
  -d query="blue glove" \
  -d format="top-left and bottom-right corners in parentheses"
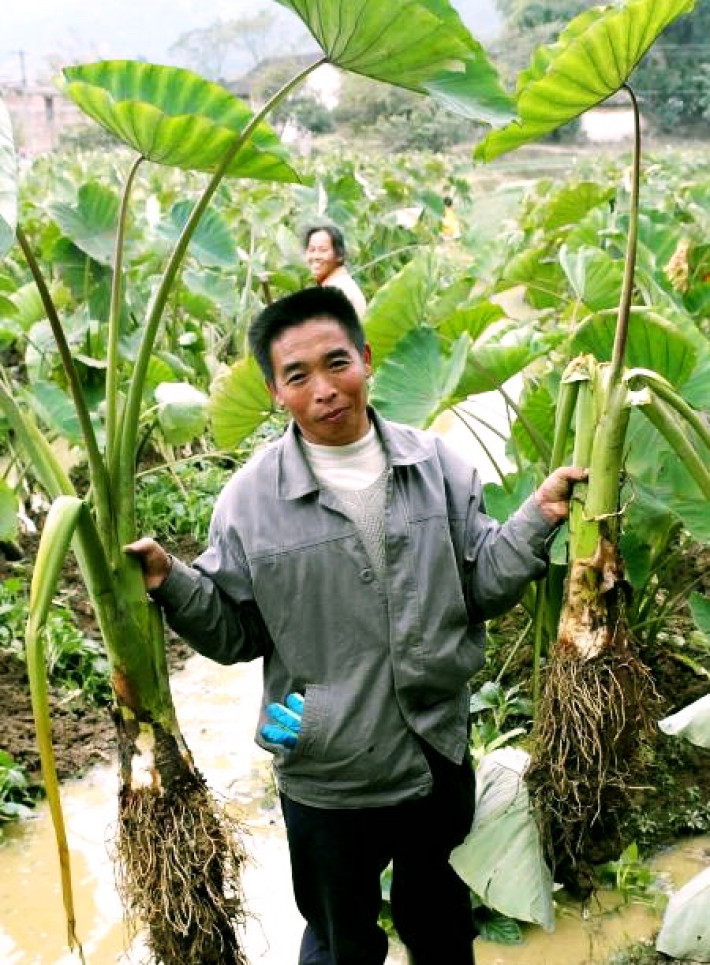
top-left (260, 692), bottom-right (304, 749)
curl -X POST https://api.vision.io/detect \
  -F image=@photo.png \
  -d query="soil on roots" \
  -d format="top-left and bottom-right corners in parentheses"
top-left (526, 645), bottom-right (661, 899)
top-left (117, 771), bottom-right (249, 965)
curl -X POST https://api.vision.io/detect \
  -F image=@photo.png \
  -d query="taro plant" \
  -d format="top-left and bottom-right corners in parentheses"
top-left (0, 2), bottom-right (520, 961)
top-left (470, 0), bottom-right (710, 899)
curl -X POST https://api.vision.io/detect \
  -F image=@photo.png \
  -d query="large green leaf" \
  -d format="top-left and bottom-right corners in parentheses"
top-left (458, 337), bottom-right (548, 397)
top-left (49, 181), bottom-right (121, 267)
top-left (559, 245), bottom-right (625, 312)
top-left (209, 356), bottom-right (274, 449)
top-left (656, 866), bottom-right (710, 962)
top-left (155, 382), bottom-right (208, 445)
top-left (476, 0), bottom-right (697, 161)
top-left (61, 61), bottom-right (302, 183)
top-left (276, 0), bottom-right (514, 124)
top-left (572, 313), bottom-right (697, 388)
top-left (0, 98), bottom-right (17, 259)
top-left (157, 200), bottom-right (237, 268)
top-left (364, 257), bottom-right (436, 366)
top-left (450, 748), bottom-right (555, 930)
top-left (370, 327), bottom-right (469, 427)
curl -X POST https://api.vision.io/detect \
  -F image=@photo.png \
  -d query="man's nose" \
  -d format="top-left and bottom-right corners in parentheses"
top-left (313, 374), bottom-right (336, 401)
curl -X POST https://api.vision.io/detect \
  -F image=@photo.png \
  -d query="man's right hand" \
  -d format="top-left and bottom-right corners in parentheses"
top-left (124, 537), bottom-right (172, 591)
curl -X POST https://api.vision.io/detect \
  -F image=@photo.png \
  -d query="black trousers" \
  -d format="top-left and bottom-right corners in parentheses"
top-left (280, 743), bottom-right (476, 965)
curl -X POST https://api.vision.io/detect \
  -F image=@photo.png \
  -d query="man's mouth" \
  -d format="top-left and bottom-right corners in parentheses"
top-left (321, 407), bottom-right (346, 422)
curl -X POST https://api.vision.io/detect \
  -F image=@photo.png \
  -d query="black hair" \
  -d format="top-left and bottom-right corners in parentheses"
top-left (443, 196), bottom-right (454, 207)
top-left (248, 286), bottom-right (366, 383)
top-left (302, 223), bottom-right (346, 263)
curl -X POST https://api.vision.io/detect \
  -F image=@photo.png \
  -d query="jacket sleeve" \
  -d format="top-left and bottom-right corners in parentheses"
top-left (462, 474), bottom-right (557, 623)
top-left (152, 516), bottom-right (272, 666)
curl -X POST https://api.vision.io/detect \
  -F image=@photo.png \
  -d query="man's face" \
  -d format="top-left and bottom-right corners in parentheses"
top-left (305, 230), bottom-right (341, 284)
top-left (269, 317), bottom-right (372, 446)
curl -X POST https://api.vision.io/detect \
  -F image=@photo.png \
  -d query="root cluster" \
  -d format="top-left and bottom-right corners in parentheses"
top-left (115, 770), bottom-right (249, 964)
top-left (526, 645), bottom-right (660, 898)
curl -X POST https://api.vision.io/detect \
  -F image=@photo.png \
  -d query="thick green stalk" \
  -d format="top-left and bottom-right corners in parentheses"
top-left (15, 226), bottom-right (113, 537)
top-left (641, 397), bottom-right (710, 499)
top-left (106, 154), bottom-right (144, 478)
top-left (627, 368), bottom-right (710, 452)
top-left (549, 370), bottom-right (581, 470)
top-left (608, 84), bottom-right (640, 386)
top-left (575, 380), bottom-right (630, 559)
top-left (115, 56), bottom-right (327, 548)
top-left (0, 383), bottom-right (75, 498)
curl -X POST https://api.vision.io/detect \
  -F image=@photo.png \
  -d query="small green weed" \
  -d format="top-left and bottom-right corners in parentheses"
top-left (597, 843), bottom-right (666, 911)
top-left (468, 680), bottom-right (532, 764)
top-left (135, 460), bottom-right (233, 544)
top-left (0, 749), bottom-right (35, 829)
top-left (0, 577), bottom-right (110, 703)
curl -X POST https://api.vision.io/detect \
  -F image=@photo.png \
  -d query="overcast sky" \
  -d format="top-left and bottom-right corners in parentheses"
top-left (2, 0), bottom-right (500, 86)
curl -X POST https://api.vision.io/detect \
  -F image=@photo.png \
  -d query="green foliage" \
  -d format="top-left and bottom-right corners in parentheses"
top-left (597, 842), bottom-right (665, 909)
top-left (0, 749), bottom-right (34, 827)
top-left (135, 460), bottom-right (233, 545)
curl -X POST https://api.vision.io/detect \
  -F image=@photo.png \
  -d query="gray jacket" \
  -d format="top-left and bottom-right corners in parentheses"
top-left (156, 410), bottom-right (555, 808)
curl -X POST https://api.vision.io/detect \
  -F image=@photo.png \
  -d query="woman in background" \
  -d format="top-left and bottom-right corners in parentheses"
top-left (304, 223), bottom-right (367, 318)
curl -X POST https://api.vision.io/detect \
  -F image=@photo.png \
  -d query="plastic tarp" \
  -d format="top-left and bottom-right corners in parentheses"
top-left (449, 747), bottom-right (555, 931)
top-left (656, 865), bottom-right (710, 962)
top-left (659, 693), bottom-right (710, 750)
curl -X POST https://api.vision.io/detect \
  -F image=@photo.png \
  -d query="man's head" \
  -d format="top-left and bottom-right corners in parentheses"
top-left (248, 287), bottom-right (371, 446)
top-left (303, 224), bottom-right (345, 283)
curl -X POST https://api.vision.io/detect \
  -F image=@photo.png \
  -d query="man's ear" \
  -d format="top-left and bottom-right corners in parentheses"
top-left (267, 381), bottom-right (284, 409)
top-left (363, 342), bottom-right (373, 378)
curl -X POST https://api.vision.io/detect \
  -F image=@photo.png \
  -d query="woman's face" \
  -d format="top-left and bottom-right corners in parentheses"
top-left (306, 230), bottom-right (341, 284)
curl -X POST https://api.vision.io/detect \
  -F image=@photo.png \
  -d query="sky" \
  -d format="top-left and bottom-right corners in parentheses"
top-left (2, 0), bottom-right (501, 86)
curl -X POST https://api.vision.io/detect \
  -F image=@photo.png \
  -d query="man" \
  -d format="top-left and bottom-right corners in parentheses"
top-left (304, 223), bottom-right (367, 318)
top-left (126, 286), bottom-right (585, 965)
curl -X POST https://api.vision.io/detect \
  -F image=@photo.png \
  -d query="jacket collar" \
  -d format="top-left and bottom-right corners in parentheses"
top-left (275, 407), bottom-right (431, 500)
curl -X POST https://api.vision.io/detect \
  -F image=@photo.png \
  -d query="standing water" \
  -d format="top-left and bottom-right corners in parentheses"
top-left (0, 653), bottom-right (709, 963)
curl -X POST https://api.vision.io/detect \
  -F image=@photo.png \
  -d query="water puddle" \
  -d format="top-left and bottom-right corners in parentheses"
top-left (0, 653), bottom-right (707, 964)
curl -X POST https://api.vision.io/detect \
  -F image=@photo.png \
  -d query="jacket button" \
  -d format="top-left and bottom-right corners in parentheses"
top-left (360, 567), bottom-right (374, 583)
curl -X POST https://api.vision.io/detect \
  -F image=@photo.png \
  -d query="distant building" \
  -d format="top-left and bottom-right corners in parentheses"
top-left (1, 82), bottom-right (85, 156)
top-left (581, 98), bottom-right (647, 144)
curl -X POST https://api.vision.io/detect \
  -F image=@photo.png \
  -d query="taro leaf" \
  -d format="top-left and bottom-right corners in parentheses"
top-left (476, 0), bottom-right (697, 161)
top-left (370, 328), bottom-right (469, 427)
top-left (61, 61), bottom-right (302, 184)
top-left (423, 52), bottom-right (516, 126)
top-left (450, 747), bottom-right (555, 930)
top-left (499, 246), bottom-right (566, 310)
top-left (559, 245), bottom-right (624, 311)
top-left (275, 0), bottom-right (514, 125)
top-left (49, 181), bottom-right (121, 267)
top-left (482, 471), bottom-right (537, 524)
top-left (457, 337), bottom-right (547, 398)
top-left (364, 256), bottom-right (437, 366)
top-left (0, 478), bottom-right (18, 543)
top-left (158, 201), bottom-right (237, 268)
top-left (209, 356), bottom-right (274, 449)
top-left (656, 865), bottom-right (710, 962)
top-left (0, 98), bottom-right (17, 259)
top-left (572, 313), bottom-right (697, 388)
top-left (542, 181), bottom-right (613, 232)
top-left (436, 301), bottom-right (504, 342)
top-left (155, 382), bottom-right (209, 445)
top-left (28, 383), bottom-right (83, 446)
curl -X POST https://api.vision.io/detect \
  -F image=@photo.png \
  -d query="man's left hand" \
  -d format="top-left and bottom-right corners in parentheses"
top-left (534, 466), bottom-right (588, 525)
